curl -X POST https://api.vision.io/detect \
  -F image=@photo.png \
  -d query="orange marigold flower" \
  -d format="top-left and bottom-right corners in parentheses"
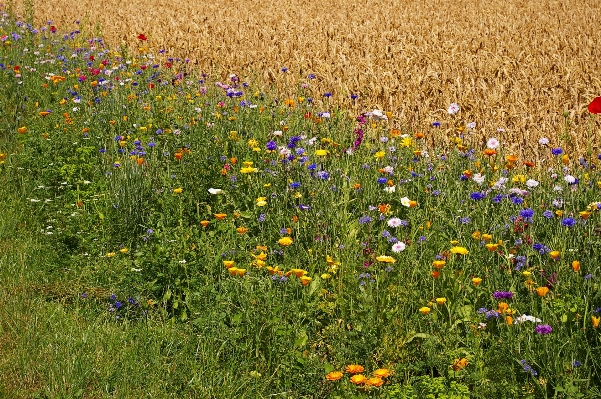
top-left (345, 364), bottom-right (364, 374)
top-left (366, 377), bottom-right (383, 387)
top-left (572, 260), bottom-right (581, 272)
top-left (536, 286), bottom-right (549, 297)
top-left (373, 368), bottom-right (390, 378)
top-left (214, 213), bottom-right (227, 220)
top-left (236, 226), bottom-right (249, 234)
top-left (326, 371), bottom-right (343, 381)
top-left (200, 220), bottom-right (210, 227)
top-left (483, 148), bottom-right (496, 156)
top-left (349, 374), bottom-right (367, 385)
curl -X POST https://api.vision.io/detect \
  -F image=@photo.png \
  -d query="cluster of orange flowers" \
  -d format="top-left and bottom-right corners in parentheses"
top-left (326, 365), bottom-right (391, 387)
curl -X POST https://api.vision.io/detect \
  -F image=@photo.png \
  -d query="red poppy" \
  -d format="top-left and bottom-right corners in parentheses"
top-left (137, 33), bottom-right (147, 41)
top-left (50, 26), bottom-right (57, 33)
top-left (589, 96), bottom-right (601, 114)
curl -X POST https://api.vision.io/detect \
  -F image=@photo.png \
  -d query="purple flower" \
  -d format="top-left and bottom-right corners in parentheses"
top-left (359, 216), bottom-right (373, 224)
top-left (266, 140), bottom-right (277, 151)
top-left (543, 210), bottom-right (553, 219)
top-left (535, 324), bottom-right (552, 334)
top-left (493, 291), bottom-right (514, 300)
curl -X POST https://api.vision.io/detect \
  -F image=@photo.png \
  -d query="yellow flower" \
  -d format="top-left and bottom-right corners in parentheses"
top-left (278, 237), bottom-right (293, 246)
top-left (315, 149), bottom-right (329, 156)
top-left (173, 188), bottom-right (183, 194)
top-left (549, 251), bottom-right (560, 260)
top-left (17, 126), bottom-right (27, 134)
top-left (256, 197), bottom-right (267, 207)
top-left (349, 374), bottom-right (367, 385)
top-left (374, 151), bottom-right (385, 159)
top-left (472, 277), bottom-right (483, 285)
top-left (223, 260), bottom-right (235, 269)
top-left (485, 243), bottom-right (499, 252)
top-left (592, 316), bottom-right (600, 329)
top-left (345, 364), bottom-right (365, 374)
top-left (436, 297), bottom-right (447, 305)
top-left (326, 371), bottom-right (343, 381)
top-left (200, 220), bottom-right (210, 227)
top-left (481, 234), bottom-right (492, 242)
top-left (376, 255), bottom-right (396, 263)
top-left (119, 247), bottom-right (129, 254)
top-left (300, 276), bottom-right (312, 286)
top-left (536, 286), bottom-right (549, 297)
top-left (236, 226), bottom-right (249, 234)
top-left (106, 252), bottom-right (116, 258)
top-left (512, 174), bottom-right (526, 184)
top-left (235, 268), bottom-right (246, 276)
top-left (419, 306), bottom-right (431, 315)
top-left (471, 231), bottom-right (481, 240)
top-left (400, 137), bottom-right (413, 147)
top-left (432, 260), bottom-right (446, 269)
top-left (450, 246), bottom-right (469, 255)
top-left (240, 167), bottom-right (258, 174)
top-left (252, 252), bottom-right (267, 261)
top-left (373, 368), bottom-right (390, 378)
top-left (289, 268), bottom-right (307, 278)
top-left (321, 273), bottom-right (331, 279)
top-left (522, 271), bottom-right (532, 277)
top-left (214, 213), bottom-right (227, 221)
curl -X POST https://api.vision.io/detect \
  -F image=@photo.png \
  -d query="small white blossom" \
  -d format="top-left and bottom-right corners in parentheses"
top-left (538, 137), bottom-right (549, 146)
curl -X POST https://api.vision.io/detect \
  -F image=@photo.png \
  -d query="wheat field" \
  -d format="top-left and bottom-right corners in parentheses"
top-left (13, 0), bottom-right (601, 156)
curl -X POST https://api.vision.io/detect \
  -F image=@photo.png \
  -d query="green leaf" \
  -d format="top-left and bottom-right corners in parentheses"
top-left (294, 331), bottom-right (308, 348)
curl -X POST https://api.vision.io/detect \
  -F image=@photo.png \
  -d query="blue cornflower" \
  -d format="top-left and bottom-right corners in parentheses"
top-left (307, 163), bottom-right (317, 171)
top-left (289, 182), bottom-right (301, 189)
top-left (377, 177), bottom-right (388, 184)
top-left (432, 121), bottom-right (441, 127)
top-left (459, 217), bottom-right (471, 224)
top-left (520, 208), bottom-right (534, 218)
top-left (317, 171), bottom-right (329, 180)
top-left (561, 217), bottom-right (576, 227)
top-left (551, 148), bottom-right (563, 156)
top-left (510, 196), bottom-right (524, 205)
top-left (470, 192), bottom-right (485, 201)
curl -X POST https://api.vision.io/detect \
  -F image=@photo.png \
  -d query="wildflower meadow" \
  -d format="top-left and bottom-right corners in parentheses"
top-left (1, 3), bottom-right (601, 398)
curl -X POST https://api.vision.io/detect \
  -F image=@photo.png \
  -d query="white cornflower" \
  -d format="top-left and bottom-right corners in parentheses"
top-left (486, 137), bottom-right (500, 149)
top-left (401, 197), bottom-right (411, 207)
top-left (447, 103), bottom-right (460, 115)
top-left (472, 173), bottom-right (486, 185)
top-left (391, 242), bottom-right (406, 253)
top-left (525, 179), bottom-right (539, 188)
top-left (538, 137), bottom-right (549, 146)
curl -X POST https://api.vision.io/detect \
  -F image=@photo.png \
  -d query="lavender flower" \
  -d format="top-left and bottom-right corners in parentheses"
top-left (535, 324), bottom-right (553, 335)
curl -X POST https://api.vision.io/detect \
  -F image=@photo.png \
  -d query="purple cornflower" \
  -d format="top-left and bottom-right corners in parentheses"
top-left (359, 216), bottom-right (373, 224)
top-left (493, 291), bottom-right (514, 300)
top-left (543, 210), bottom-right (553, 219)
top-left (266, 140), bottom-right (277, 151)
top-left (535, 324), bottom-right (553, 334)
